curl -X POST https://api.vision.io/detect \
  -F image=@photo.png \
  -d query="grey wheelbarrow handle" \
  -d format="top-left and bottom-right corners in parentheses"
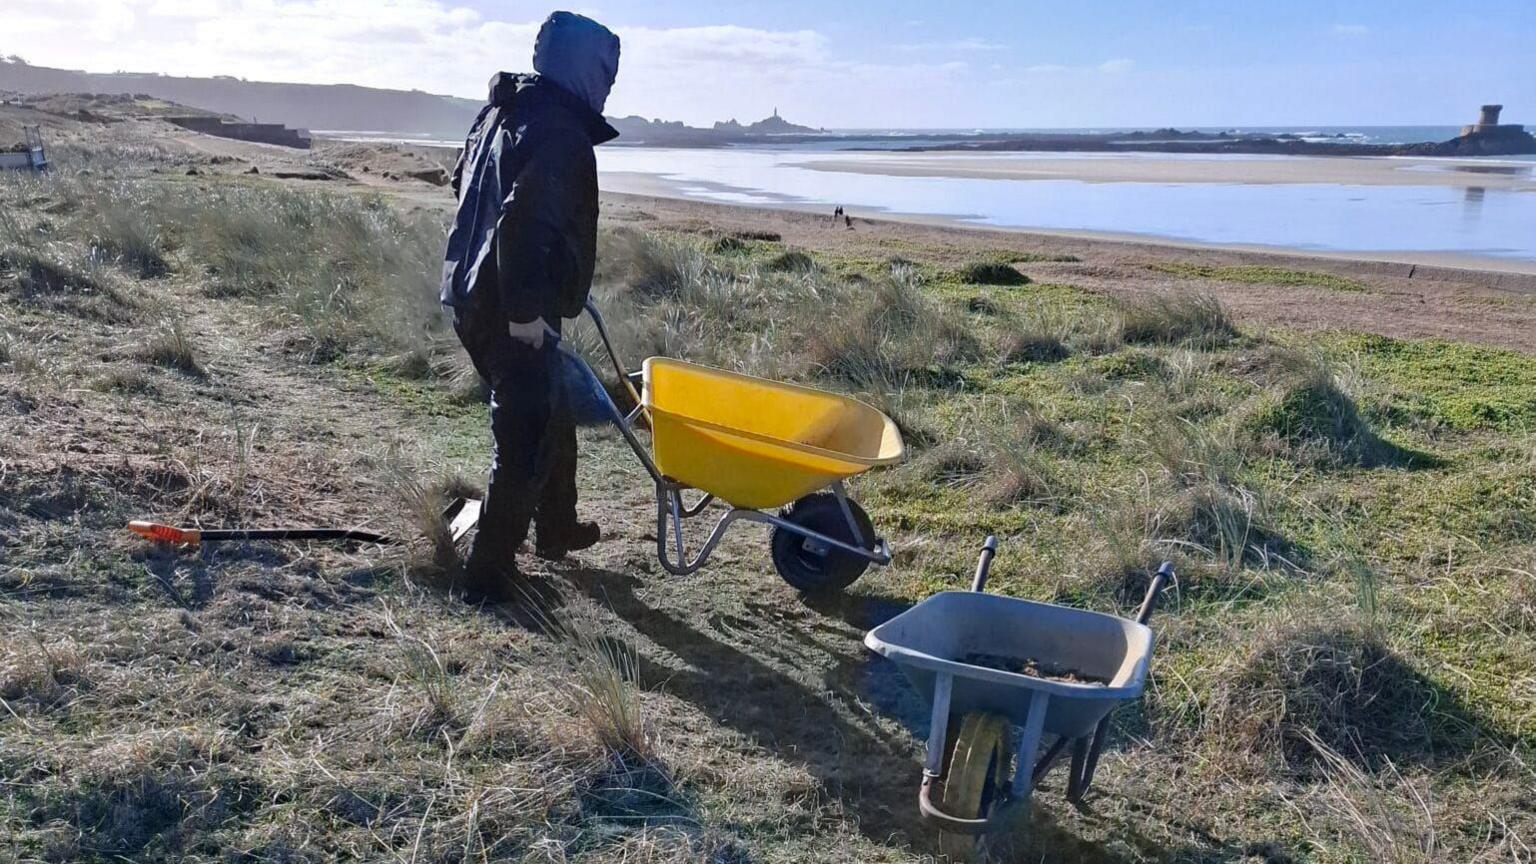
top-left (969, 535), bottom-right (1176, 619)
top-left (583, 299), bottom-right (644, 413)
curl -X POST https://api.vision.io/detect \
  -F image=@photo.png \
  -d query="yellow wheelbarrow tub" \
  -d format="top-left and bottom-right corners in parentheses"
top-left (642, 357), bottom-right (904, 509)
top-left (567, 299), bottom-right (901, 590)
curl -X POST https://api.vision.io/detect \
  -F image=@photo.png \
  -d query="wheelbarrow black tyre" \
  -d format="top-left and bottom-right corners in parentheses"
top-left (770, 493), bottom-right (876, 594)
top-left (938, 712), bottom-right (1014, 862)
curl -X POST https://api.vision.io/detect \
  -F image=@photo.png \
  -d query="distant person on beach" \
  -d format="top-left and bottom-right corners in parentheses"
top-left (440, 11), bottom-right (620, 600)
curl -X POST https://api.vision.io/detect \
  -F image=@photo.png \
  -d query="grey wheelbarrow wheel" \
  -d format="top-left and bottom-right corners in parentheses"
top-left (937, 712), bottom-right (1015, 862)
top-left (770, 493), bottom-right (875, 594)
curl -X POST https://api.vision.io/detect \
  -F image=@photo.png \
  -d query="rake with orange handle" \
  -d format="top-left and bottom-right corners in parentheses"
top-left (128, 498), bottom-right (482, 547)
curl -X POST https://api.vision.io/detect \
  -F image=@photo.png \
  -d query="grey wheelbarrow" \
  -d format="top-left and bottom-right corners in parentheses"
top-left (864, 537), bottom-right (1174, 855)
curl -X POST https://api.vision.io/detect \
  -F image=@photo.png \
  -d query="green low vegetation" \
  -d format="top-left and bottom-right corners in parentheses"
top-left (958, 260), bottom-right (1031, 286)
top-left (2, 151), bottom-right (1533, 863)
top-left (1149, 261), bottom-right (1370, 292)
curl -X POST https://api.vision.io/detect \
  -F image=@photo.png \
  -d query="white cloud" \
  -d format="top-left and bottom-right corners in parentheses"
top-left (0, 1), bottom-right (1130, 126)
top-left (1099, 58), bottom-right (1134, 74)
top-left (895, 37), bottom-right (1007, 53)
top-left (1332, 24), bottom-right (1370, 37)
top-left (0, 0), bottom-right (991, 124)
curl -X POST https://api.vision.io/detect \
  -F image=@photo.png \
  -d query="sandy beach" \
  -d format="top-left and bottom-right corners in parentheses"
top-left (601, 190), bottom-right (1536, 353)
top-left (596, 165), bottom-right (1536, 276)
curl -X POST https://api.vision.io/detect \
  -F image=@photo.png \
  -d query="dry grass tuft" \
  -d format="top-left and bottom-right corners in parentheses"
top-left (140, 322), bottom-right (204, 375)
top-left (385, 605), bottom-right (461, 728)
top-left (92, 365), bottom-right (157, 394)
top-left (806, 263), bottom-right (977, 384)
top-left (994, 306), bottom-right (1070, 364)
top-left (554, 610), bottom-right (653, 765)
top-left (74, 179), bottom-right (171, 278)
top-left (1, 635), bottom-right (89, 711)
top-left (1245, 348), bottom-right (1412, 467)
top-left (387, 468), bottom-right (472, 590)
top-left (1205, 617), bottom-right (1443, 769)
top-left (765, 249), bottom-right (815, 272)
top-left (1141, 415), bottom-right (1282, 569)
top-left (0, 246), bottom-right (140, 323)
top-left (915, 402), bottom-right (1063, 506)
top-left (959, 260), bottom-right (1030, 286)
top-left (855, 372), bottom-right (941, 447)
top-left (55, 727), bottom-right (249, 860)
top-left (1119, 291), bottom-right (1236, 348)
top-left (1303, 732), bottom-right (1442, 864)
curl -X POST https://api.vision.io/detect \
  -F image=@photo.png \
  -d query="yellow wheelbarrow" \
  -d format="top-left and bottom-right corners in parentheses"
top-left (561, 301), bottom-right (905, 593)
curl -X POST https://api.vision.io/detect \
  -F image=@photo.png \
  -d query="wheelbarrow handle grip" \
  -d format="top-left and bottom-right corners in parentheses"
top-left (971, 535), bottom-right (999, 593)
top-left (1135, 561), bottom-right (1176, 625)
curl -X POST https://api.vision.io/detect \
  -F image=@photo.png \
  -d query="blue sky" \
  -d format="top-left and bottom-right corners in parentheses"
top-left (7, 0), bottom-right (1535, 127)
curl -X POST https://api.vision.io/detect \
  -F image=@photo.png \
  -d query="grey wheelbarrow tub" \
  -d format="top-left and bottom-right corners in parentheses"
top-left (864, 591), bottom-right (1154, 741)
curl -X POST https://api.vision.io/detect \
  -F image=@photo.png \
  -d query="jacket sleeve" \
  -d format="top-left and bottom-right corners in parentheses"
top-left (451, 106), bottom-right (491, 201)
top-left (450, 147), bottom-right (466, 199)
top-left (494, 127), bottom-right (599, 324)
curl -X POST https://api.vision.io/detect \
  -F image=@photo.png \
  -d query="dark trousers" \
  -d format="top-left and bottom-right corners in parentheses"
top-left (454, 309), bottom-right (578, 571)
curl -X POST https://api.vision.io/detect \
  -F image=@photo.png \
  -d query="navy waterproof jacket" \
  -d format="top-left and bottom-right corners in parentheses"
top-left (441, 72), bottom-right (618, 325)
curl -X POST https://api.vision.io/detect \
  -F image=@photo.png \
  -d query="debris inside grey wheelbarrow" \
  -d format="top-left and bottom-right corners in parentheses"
top-left (864, 536), bottom-right (1174, 858)
top-left (128, 497), bottom-right (481, 547)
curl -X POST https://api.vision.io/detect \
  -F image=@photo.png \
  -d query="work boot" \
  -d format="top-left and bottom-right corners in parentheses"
top-left (459, 558), bottom-right (523, 604)
top-left (535, 521), bottom-right (601, 561)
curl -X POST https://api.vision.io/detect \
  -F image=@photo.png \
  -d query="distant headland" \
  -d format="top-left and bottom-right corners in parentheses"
top-left (896, 104), bottom-right (1536, 157)
top-left (607, 108), bottom-right (824, 146)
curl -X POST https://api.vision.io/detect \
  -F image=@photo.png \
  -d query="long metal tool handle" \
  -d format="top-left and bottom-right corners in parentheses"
top-left (1136, 561), bottom-right (1176, 625)
top-left (971, 535), bottom-right (999, 593)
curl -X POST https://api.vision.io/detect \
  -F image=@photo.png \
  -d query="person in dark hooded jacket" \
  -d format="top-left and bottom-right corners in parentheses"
top-left (442, 10), bottom-right (620, 598)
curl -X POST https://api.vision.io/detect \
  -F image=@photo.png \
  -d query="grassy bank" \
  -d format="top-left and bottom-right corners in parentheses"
top-left (2, 154), bottom-right (1533, 862)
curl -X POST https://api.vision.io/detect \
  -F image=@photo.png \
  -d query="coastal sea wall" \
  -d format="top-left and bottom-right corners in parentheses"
top-left (167, 116), bottom-right (311, 149)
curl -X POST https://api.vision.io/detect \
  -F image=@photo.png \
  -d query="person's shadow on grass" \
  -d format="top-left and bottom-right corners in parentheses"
top-left (541, 563), bottom-right (1267, 861)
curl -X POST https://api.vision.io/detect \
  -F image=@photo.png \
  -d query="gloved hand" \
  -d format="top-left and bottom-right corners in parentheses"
top-left (508, 317), bottom-right (549, 350)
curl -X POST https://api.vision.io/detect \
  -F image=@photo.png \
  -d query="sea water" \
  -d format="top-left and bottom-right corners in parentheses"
top-left (596, 147), bottom-right (1536, 261)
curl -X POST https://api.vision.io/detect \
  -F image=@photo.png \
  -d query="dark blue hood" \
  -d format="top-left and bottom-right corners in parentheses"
top-left (485, 72), bottom-right (617, 144)
top-left (532, 11), bottom-right (620, 115)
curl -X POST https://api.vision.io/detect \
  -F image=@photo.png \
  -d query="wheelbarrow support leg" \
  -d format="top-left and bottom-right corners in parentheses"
top-left (923, 672), bottom-right (954, 777)
top-left (830, 481), bottom-right (867, 548)
top-left (1010, 690), bottom-right (1051, 800)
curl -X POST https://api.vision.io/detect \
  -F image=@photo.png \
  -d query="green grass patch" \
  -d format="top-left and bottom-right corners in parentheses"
top-left (1338, 334), bottom-right (1536, 430)
top-left (1149, 262), bottom-right (1368, 292)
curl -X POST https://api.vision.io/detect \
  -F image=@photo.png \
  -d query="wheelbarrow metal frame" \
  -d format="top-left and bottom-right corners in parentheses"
top-left (889, 538), bottom-right (1175, 835)
top-left (570, 301), bottom-right (892, 577)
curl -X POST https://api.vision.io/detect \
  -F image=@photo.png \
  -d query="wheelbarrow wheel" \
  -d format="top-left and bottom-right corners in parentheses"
top-left (938, 712), bottom-right (1014, 862)
top-left (770, 493), bottom-right (875, 594)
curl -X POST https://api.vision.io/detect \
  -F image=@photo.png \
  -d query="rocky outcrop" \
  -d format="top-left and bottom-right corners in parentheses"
top-left (609, 110), bottom-right (822, 146)
top-left (905, 104), bottom-right (1536, 157)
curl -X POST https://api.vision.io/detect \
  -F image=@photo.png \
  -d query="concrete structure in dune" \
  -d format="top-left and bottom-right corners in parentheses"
top-left (166, 115), bottom-right (312, 149)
